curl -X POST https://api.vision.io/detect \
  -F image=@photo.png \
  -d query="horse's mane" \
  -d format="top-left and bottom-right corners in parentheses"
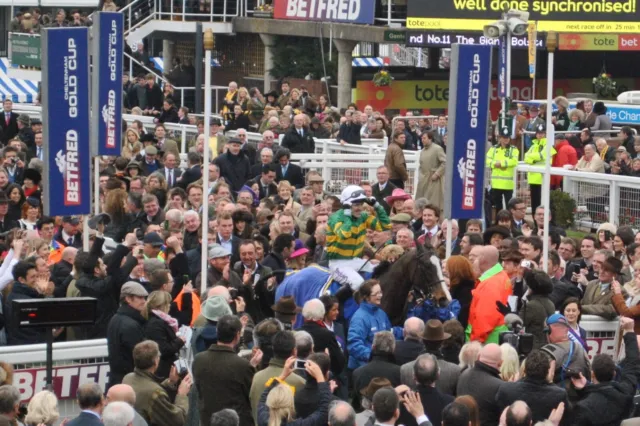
top-left (378, 245), bottom-right (443, 326)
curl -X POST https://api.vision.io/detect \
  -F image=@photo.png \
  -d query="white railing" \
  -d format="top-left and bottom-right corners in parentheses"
top-left (514, 163), bottom-right (640, 229)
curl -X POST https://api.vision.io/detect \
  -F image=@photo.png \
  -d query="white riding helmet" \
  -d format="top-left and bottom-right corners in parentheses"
top-left (340, 185), bottom-right (368, 207)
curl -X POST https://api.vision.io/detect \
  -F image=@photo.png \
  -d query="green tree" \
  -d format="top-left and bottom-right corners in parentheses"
top-left (269, 36), bottom-right (337, 82)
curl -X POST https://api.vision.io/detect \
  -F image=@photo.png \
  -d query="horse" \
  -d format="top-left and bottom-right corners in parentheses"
top-left (376, 244), bottom-right (451, 326)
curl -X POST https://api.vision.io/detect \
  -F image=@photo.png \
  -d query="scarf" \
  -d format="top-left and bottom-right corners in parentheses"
top-left (153, 309), bottom-right (178, 332)
top-left (600, 146), bottom-right (608, 160)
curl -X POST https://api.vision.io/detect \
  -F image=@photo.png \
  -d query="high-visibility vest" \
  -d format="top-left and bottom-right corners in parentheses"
top-left (485, 144), bottom-right (519, 190)
top-left (524, 138), bottom-right (557, 185)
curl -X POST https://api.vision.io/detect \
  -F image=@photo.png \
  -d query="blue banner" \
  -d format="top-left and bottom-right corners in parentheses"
top-left (41, 28), bottom-right (91, 216)
top-left (92, 12), bottom-right (123, 156)
top-left (498, 35), bottom-right (507, 98)
top-left (444, 44), bottom-right (492, 220)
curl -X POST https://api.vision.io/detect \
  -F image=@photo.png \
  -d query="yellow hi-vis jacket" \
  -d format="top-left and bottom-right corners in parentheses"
top-left (485, 144), bottom-right (519, 190)
top-left (524, 137), bottom-right (557, 185)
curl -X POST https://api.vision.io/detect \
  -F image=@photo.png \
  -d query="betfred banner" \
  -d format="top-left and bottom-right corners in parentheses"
top-left (444, 44), bottom-right (491, 220)
top-left (41, 28), bottom-right (91, 216)
top-left (15, 363), bottom-right (109, 402)
top-left (273, 0), bottom-right (374, 23)
top-left (91, 12), bottom-right (123, 156)
top-left (407, 0), bottom-right (640, 33)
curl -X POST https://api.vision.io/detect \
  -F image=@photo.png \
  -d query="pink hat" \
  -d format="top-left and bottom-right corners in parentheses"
top-left (289, 247), bottom-right (310, 259)
top-left (384, 188), bottom-right (411, 205)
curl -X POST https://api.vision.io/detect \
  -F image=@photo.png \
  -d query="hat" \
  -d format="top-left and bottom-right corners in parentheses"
top-left (499, 126), bottom-right (511, 138)
top-left (483, 226), bottom-right (510, 245)
top-left (265, 90), bottom-right (278, 99)
top-left (310, 117), bottom-right (321, 124)
top-left (554, 96), bottom-right (569, 109)
top-left (289, 247), bottom-right (310, 259)
top-left (126, 161), bottom-right (143, 172)
top-left (17, 114), bottom-right (30, 126)
top-left (422, 319), bottom-right (451, 342)
top-left (501, 250), bottom-right (523, 263)
top-left (390, 213), bottom-right (412, 224)
top-left (0, 192), bottom-right (9, 205)
top-left (30, 118), bottom-right (41, 125)
top-left (209, 244), bottom-right (231, 259)
top-left (88, 213), bottom-right (111, 230)
top-left (201, 295), bottom-right (233, 322)
top-left (340, 185), bottom-right (368, 206)
top-left (536, 124), bottom-right (546, 133)
top-left (384, 188), bottom-right (411, 205)
top-left (145, 146), bottom-right (158, 156)
top-left (23, 168), bottom-right (41, 185)
top-left (211, 118), bottom-right (222, 126)
top-left (508, 103), bottom-right (518, 111)
top-left (360, 377), bottom-right (393, 400)
top-left (143, 232), bottom-right (164, 247)
top-left (227, 137), bottom-right (242, 145)
top-left (530, 105), bottom-right (540, 112)
top-left (139, 133), bottom-right (157, 144)
top-left (546, 313), bottom-right (569, 327)
top-left (120, 281), bottom-right (149, 298)
top-left (308, 175), bottom-right (324, 183)
top-left (62, 216), bottom-right (80, 225)
top-left (603, 256), bottom-right (623, 275)
top-left (271, 296), bottom-right (301, 318)
top-left (617, 146), bottom-right (628, 153)
top-left (25, 197), bottom-right (40, 208)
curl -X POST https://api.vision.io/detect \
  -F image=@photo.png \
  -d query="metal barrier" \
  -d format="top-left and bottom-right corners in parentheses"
top-left (515, 163), bottom-right (640, 229)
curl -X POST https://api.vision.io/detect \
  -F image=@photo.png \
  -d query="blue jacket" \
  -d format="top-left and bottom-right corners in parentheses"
top-left (347, 302), bottom-right (402, 370)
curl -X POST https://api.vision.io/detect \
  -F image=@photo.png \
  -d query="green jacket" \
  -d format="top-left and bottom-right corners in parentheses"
top-left (249, 358), bottom-right (306, 424)
top-left (123, 368), bottom-right (189, 426)
top-left (326, 205), bottom-right (391, 260)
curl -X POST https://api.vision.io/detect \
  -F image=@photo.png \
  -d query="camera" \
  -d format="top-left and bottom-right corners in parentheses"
top-left (520, 260), bottom-right (532, 269)
top-left (294, 359), bottom-right (307, 370)
top-left (173, 359), bottom-right (189, 379)
top-left (500, 314), bottom-right (534, 358)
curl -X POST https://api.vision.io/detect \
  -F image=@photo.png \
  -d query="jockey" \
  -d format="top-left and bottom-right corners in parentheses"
top-left (326, 185), bottom-right (391, 272)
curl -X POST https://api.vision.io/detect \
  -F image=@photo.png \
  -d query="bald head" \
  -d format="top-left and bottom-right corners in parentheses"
top-left (207, 285), bottom-right (231, 302)
top-left (476, 245), bottom-right (500, 274)
top-left (329, 401), bottom-right (356, 426)
top-left (62, 247), bottom-right (78, 263)
top-left (478, 343), bottom-right (502, 369)
top-left (106, 384), bottom-right (136, 406)
top-left (506, 401), bottom-right (532, 426)
top-left (403, 317), bottom-right (425, 341)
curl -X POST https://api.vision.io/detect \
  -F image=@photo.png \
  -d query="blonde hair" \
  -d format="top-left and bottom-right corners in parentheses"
top-left (378, 244), bottom-right (405, 262)
top-left (459, 341), bottom-right (482, 370)
top-left (144, 291), bottom-right (172, 319)
top-left (277, 180), bottom-right (293, 192)
top-left (266, 384), bottom-right (295, 426)
top-left (237, 87), bottom-right (249, 100)
top-left (130, 107), bottom-right (143, 116)
top-left (499, 343), bottom-right (520, 382)
top-left (28, 238), bottom-right (49, 257)
top-left (25, 391), bottom-right (59, 425)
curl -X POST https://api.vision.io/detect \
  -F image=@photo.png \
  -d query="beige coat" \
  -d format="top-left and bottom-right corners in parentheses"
top-left (576, 155), bottom-right (605, 173)
top-left (416, 143), bottom-right (446, 212)
top-left (581, 279), bottom-right (624, 320)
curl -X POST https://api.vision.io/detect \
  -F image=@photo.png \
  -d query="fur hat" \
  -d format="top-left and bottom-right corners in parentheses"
top-left (554, 96), bottom-right (569, 109)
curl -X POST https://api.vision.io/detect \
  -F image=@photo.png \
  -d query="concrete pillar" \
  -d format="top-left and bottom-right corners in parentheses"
top-left (333, 39), bottom-right (358, 109)
top-left (260, 34), bottom-right (276, 93)
top-left (162, 40), bottom-right (176, 76)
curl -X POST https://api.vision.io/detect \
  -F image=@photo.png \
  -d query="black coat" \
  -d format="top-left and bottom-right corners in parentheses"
top-left (158, 107), bottom-right (179, 123)
top-left (17, 127), bottom-right (35, 150)
top-left (450, 279), bottom-right (474, 329)
top-left (54, 229), bottom-right (83, 249)
top-left (295, 379), bottom-right (340, 419)
top-left (146, 84), bottom-right (164, 111)
top-left (353, 354), bottom-right (401, 394)
top-left (144, 313), bottom-right (185, 379)
top-left (275, 162), bottom-right (305, 189)
top-left (572, 332), bottom-right (640, 426)
top-left (247, 177), bottom-right (278, 200)
top-left (4, 281), bottom-right (46, 345)
top-left (217, 234), bottom-right (241, 266)
top-left (262, 252), bottom-right (287, 284)
top-left (299, 321), bottom-right (345, 375)
top-left (372, 181), bottom-right (397, 213)
top-left (456, 361), bottom-right (504, 426)
top-left (394, 338), bottom-right (425, 366)
top-left (337, 123), bottom-right (362, 145)
top-left (178, 165), bottom-right (202, 190)
top-left (549, 278), bottom-right (582, 310)
top-left (75, 240), bottom-right (137, 339)
top-left (214, 152), bottom-right (251, 193)
top-left (0, 217), bottom-right (18, 234)
top-left (399, 385), bottom-right (454, 426)
top-left (496, 378), bottom-right (570, 424)
top-left (65, 411), bottom-right (104, 426)
top-left (0, 111), bottom-right (18, 144)
top-left (106, 303), bottom-right (146, 387)
top-left (233, 262), bottom-right (274, 322)
top-left (519, 294), bottom-right (556, 351)
top-left (281, 127), bottom-right (315, 154)
top-left (51, 259), bottom-right (73, 298)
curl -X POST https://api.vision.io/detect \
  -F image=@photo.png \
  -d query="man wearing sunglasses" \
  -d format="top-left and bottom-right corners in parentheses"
top-left (326, 185), bottom-right (391, 272)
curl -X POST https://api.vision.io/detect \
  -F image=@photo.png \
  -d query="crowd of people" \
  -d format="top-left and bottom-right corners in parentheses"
top-left (0, 71), bottom-right (640, 426)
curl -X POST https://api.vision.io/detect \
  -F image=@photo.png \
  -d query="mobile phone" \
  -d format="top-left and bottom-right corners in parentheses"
top-left (229, 288), bottom-right (239, 300)
top-left (564, 368), bottom-right (582, 379)
top-left (573, 264), bottom-right (581, 274)
top-left (520, 260), bottom-right (532, 269)
top-left (604, 230), bottom-right (612, 241)
top-left (173, 359), bottom-right (188, 378)
top-left (183, 274), bottom-right (190, 282)
top-left (294, 359), bottom-right (307, 370)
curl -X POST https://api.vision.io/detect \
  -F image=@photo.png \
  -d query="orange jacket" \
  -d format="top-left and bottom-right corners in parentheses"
top-left (467, 264), bottom-right (512, 343)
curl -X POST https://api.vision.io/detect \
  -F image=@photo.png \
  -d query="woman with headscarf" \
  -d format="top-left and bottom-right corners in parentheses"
top-left (519, 269), bottom-right (555, 350)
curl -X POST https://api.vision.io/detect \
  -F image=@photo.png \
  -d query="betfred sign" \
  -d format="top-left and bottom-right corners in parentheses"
top-left (15, 363), bottom-right (109, 403)
top-left (273, 0), bottom-right (374, 23)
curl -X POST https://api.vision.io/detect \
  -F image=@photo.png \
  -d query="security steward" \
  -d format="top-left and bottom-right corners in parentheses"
top-left (486, 126), bottom-right (519, 215)
top-left (524, 124), bottom-right (556, 212)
